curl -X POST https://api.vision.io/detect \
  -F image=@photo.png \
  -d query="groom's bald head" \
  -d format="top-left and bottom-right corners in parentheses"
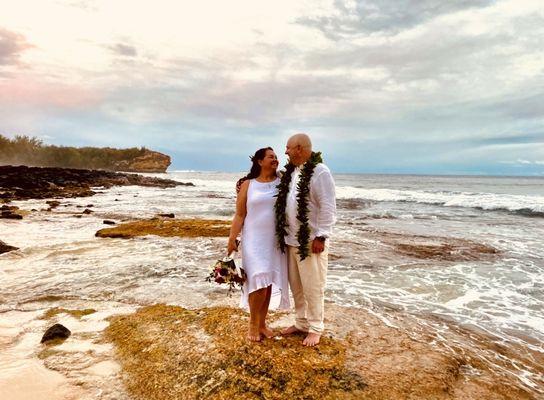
top-left (290, 133), bottom-right (312, 150)
top-left (286, 133), bottom-right (312, 166)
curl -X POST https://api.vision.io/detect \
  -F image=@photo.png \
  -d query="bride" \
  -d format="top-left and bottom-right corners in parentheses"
top-left (228, 147), bottom-right (290, 342)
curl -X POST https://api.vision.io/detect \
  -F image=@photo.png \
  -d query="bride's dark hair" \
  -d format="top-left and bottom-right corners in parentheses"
top-left (236, 147), bottom-right (274, 193)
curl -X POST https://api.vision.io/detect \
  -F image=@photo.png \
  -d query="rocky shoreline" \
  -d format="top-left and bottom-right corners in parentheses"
top-left (2, 173), bottom-right (542, 400)
top-left (0, 165), bottom-right (193, 202)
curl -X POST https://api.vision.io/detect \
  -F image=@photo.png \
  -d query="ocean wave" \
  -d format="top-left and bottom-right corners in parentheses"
top-left (336, 187), bottom-right (544, 217)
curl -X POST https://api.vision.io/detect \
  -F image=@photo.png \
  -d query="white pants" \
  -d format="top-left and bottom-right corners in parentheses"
top-left (287, 245), bottom-right (328, 334)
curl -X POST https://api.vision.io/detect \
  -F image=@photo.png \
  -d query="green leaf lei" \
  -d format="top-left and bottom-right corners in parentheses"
top-left (274, 151), bottom-right (323, 260)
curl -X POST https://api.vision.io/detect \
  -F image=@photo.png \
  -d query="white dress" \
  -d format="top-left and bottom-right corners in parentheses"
top-left (240, 178), bottom-right (290, 310)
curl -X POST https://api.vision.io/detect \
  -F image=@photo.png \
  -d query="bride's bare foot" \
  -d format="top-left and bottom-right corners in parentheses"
top-left (280, 325), bottom-right (305, 336)
top-left (247, 325), bottom-right (262, 342)
top-left (259, 326), bottom-right (277, 339)
top-left (302, 332), bottom-right (321, 347)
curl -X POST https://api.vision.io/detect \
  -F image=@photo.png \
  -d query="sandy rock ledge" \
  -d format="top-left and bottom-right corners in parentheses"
top-left (103, 304), bottom-right (539, 400)
top-left (95, 218), bottom-right (231, 239)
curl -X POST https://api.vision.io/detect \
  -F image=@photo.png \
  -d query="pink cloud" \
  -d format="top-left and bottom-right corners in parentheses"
top-left (0, 27), bottom-right (34, 66)
top-left (0, 77), bottom-right (102, 110)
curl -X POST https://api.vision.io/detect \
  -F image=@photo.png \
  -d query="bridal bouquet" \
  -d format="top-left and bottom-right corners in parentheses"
top-left (207, 254), bottom-right (246, 294)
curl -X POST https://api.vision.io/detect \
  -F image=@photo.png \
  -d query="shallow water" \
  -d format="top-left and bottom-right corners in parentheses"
top-left (1, 171), bottom-right (543, 396)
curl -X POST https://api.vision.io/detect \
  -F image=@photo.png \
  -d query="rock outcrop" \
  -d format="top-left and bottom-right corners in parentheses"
top-left (0, 205), bottom-right (23, 219)
top-left (104, 304), bottom-right (540, 400)
top-left (0, 165), bottom-right (193, 201)
top-left (95, 218), bottom-right (230, 239)
top-left (113, 149), bottom-right (171, 173)
top-left (0, 134), bottom-right (172, 173)
top-left (0, 240), bottom-right (19, 254)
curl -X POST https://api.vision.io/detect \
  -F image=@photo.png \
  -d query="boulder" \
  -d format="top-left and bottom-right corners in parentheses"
top-left (82, 208), bottom-right (93, 214)
top-left (158, 213), bottom-right (175, 218)
top-left (1, 210), bottom-right (23, 219)
top-left (41, 323), bottom-right (71, 343)
top-left (0, 240), bottom-right (19, 254)
top-left (46, 200), bottom-right (61, 208)
top-left (103, 220), bottom-right (116, 225)
top-left (1, 205), bottom-right (19, 211)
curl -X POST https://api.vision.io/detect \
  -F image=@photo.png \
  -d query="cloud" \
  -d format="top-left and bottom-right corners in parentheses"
top-left (109, 43), bottom-right (138, 57)
top-left (0, 27), bottom-right (33, 66)
top-left (58, 0), bottom-right (98, 11)
top-left (296, 0), bottom-right (495, 39)
top-left (0, 76), bottom-right (101, 109)
top-left (1, 1), bottom-right (543, 175)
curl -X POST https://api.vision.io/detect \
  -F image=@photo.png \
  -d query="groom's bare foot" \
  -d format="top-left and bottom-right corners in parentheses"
top-left (280, 325), bottom-right (305, 336)
top-left (259, 326), bottom-right (277, 339)
top-left (247, 325), bottom-right (262, 342)
top-left (302, 332), bottom-right (321, 347)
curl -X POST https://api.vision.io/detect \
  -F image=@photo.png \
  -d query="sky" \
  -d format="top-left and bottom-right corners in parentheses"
top-left (0, 0), bottom-right (543, 175)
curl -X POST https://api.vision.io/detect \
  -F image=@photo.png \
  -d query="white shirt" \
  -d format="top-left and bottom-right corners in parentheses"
top-left (285, 163), bottom-right (337, 247)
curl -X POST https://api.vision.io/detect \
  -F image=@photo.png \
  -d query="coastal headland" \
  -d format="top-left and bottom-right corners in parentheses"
top-left (0, 134), bottom-right (172, 173)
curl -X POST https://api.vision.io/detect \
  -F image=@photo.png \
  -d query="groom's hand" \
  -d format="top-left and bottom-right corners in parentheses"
top-left (311, 239), bottom-right (325, 254)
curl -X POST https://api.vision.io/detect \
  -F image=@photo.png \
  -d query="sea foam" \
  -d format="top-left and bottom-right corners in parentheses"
top-left (336, 187), bottom-right (544, 217)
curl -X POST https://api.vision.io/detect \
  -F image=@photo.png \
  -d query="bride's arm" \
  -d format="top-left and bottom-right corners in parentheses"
top-left (227, 180), bottom-right (249, 254)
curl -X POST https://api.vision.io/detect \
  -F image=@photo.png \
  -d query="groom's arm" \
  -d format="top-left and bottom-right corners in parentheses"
top-left (312, 168), bottom-right (337, 252)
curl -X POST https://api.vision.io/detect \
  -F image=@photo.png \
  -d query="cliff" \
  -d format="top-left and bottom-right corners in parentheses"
top-left (112, 148), bottom-right (171, 173)
top-left (0, 134), bottom-right (171, 173)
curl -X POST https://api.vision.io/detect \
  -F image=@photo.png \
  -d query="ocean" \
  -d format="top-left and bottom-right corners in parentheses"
top-left (1, 171), bottom-right (543, 397)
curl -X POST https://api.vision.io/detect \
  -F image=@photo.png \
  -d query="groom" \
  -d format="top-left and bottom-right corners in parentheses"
top-left (275, 133), bottom-right (336, 346)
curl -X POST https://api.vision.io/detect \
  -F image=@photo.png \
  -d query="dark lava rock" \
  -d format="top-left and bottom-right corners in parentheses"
top-left (41, 324), bottom-right (71, 343)
top-left (158, 213), bottom-right (175, 218)
top-left (103, 220), bottom-right (116, 225)
top-left (1, 205), bottom-right (19, 211)
top-left (82, 208), bottom-right (93, 214)
top-left (46, 200), bottom-right (61, 208)
top-left (86, 204), bottom-right (94, 207)
top-left (0, 240), bottom-right (19, 254)
top-left (0, 165), bottom-right (193, 202)
top-left (1, 211), bottom-right (23, 219)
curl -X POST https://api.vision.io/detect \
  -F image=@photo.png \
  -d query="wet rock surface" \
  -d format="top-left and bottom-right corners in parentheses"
top-left (0, 240), bottom-right (19, 254)
top-left (104, 304), bottom-right (539, 400)
top-left (1, 204), bottom-right (24, 219)
top-left (0, 165), bottom-right (193, 201)
top-left (41, 323), bottom-right (71, 344)
top-left (95, 218), bottom-right (230, 239)
top-left (45, 200), bottom-right (61, 209)
top-left (157, 213), bottom-right (175, 218)
top-left (333, 226), bottom-right (500, 267)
